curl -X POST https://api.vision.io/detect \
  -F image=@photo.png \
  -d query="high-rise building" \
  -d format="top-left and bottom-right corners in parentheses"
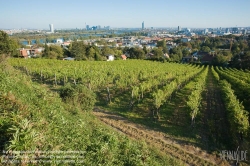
top-left (142, 21), bottom-right (144, 29)
top-left (178, 26), bottom-right (181, 32)
top-left (104, 26), bottom-right (110, 30)
top-left (86, 25), bottom-right (90, 30)
top-left (242, 29), bottom-right (247, 35)
top-left (49, 24), bottom-right (54, 33)
top-left (232, 27), bottom-right (238, 34)
top-left (204, 28), bottom-right (209, 34)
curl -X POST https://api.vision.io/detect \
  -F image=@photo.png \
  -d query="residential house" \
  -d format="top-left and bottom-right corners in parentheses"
top-left (121, 54), bottom-right (127, 60)
top-left (63, 57), bottom-right (75, 61)
top-left (62, 41), bottom-right (71, 47)
top-left (164, 37), bottom-right (173, 41)
top-left (182, 56), bottom-right (193, 63)
top-left (122, 36), bottom-right (135, 46)
top-left (19, 47), bottom-right (44, 58)
top-left (182, 56), bottom-right (198, 63)
top-left (192, 51), bottom-right (216, 64)
top-left (56, 39), bottom-right (63, 44)
top-left (200, 54), bottom-right (215, 64)
top-left (106, 54), bottom-right (114, 61)
top-left (181, 38), bottom-right (191, 43)
top-left (166, 42), bottom-right (177, 50)
top-left (19, 48), bottom-right (28, 58)
top-left (193, 51), bottom-right (210, 58)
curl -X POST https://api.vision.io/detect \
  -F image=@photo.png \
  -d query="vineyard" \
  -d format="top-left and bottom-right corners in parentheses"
top-left (1, 58), bottom-right (250, 165)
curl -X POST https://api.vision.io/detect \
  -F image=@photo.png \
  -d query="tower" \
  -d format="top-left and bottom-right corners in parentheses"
top-left (178, 26), bottom-right (181, 32)
top-left (142, 21), bottom-right (144, 30)
top-left (49, 24), bottom-right (54, 33)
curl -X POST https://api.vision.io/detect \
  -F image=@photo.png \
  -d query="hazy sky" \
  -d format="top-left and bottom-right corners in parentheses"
top-left (0, 0), bottom-right (249, 29)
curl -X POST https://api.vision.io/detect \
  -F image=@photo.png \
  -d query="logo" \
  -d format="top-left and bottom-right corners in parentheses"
top-left (220, 146), bottom-right (247, 165)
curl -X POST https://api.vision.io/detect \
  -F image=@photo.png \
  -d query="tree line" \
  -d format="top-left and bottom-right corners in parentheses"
top-left (1, 30), bottom-right (250, 69)
top-left (41, 39), bottom-right (169, 61)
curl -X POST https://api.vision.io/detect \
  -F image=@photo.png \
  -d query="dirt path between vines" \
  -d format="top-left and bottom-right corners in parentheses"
top-left (93, 107), bottom-right (229, 166)
top-left (200, 69), bottom-right (231, 151)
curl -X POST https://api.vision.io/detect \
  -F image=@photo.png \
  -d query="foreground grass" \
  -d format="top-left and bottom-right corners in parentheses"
top-left (0, 60), bottom-right (184, 165)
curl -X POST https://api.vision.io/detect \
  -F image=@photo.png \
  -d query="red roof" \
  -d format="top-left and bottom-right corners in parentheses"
top-left (121, 54), bottom-right (127, 59)
top-left (20, 50), bottom-right (28, 57)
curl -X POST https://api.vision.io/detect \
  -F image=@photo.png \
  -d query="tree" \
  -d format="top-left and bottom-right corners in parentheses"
top-left (70, 41), bottom-right (87, 60)
top-left (182, 42), bottom-right (192, 49)
top-left (213, 54), bottom-right (228, 66)
top-left (0, 30), bottom-right (19, 56)
top-left (8, 39), bottom-right (19, 57)
top-left (190, 40), bottom-right (201, 50)
top-left (143, 45), bottom-right (148, 54)
top-left (182, 49), bottom-right (190, 57)
top-left (86, 46), bottom-right (95, 60)
top-left (101, 46), bottom-right (114, 56)
top-left (241, 51), bottom-right (250, 69)
top-left (112, 48), bottom-right (123, 59)
top-left (231, 43), bottom-right (240, 55)
top-left (200, 46), bottom-right (211, 52)
top-left (43, 43), bottom-right (49, 56)
top-left (42, 45), bottom-right (63, 59)
top-left (127, 47), bottom-right (136, 58)
top-left (63, 48), bottom-right (71, 57)
top-left (169, 47), bottom-right (183, 61)
top-left (45, 37), bottom-right (53, 43)
top-left (152, 47), bottom-right (163, 60)
top-left (134, 48), bottom-right (145, 59)
top-left (170, 54), bottom-right (180, 62)
top-left (201, 38), bottom-right (212, 48)
top-left (122, 46), bottom-right (130, 54)
top-left (156, 39), bottom-right (168, 53)
top-left (35, 39), bottom-right (40, 45)
top-left (126, 47), bottom-right (145, 59)
top-left (94, 52), bottom-right (102, 61)
top-left (63, 36), bottom-right (69, 42)
top-left (239, 41), bottom-right (248, 51)
top-left (97, 39), bottom-right (107, 46)
top-left (50, 45), bottom-right (63, 59)
top-left (85, 45), bottom-right (104, 61)
top-left (47, 51), bottom-right (58, 59)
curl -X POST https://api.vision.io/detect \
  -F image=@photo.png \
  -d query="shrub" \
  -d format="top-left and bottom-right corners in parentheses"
top-left (59, 83), bottom-right (96, 111)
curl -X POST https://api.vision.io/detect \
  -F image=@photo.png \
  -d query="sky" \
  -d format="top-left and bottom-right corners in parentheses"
top-left (0, 0), bottom-right (249, 29)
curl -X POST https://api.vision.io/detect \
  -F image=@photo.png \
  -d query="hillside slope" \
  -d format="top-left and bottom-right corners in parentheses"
top-left (0, 59), bottom-right (183, 165)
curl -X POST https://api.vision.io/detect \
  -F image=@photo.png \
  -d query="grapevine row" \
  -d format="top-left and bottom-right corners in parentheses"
top-left (151, 66), bottom-right (205, 119)
top-left (186, 66), bottom-right (208, 126)
top-left (215, 66), bottom-right (250, 112)
top-left (10, 59), bottom-right (197, 91)
top-left (129, 65), bottom-right (201, 107)
top-left (222, 67), bottom-right (250, 84)
top-left (211, 68), bottom-right (249, 141)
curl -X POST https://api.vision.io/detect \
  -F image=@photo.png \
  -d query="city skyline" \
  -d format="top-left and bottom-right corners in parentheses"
top-left (0, 0), bottom-right (250, 29)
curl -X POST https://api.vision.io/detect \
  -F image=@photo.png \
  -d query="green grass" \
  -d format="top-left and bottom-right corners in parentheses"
top-left (0, 60), bottom-right (185, 165)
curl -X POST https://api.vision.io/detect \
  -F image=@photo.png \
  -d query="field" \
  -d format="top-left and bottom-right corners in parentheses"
top-left (1, 58), bottom-right (250, 165)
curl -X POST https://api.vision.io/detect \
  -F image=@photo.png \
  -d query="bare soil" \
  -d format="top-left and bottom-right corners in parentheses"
top-left (93, 107), bottom-right (229, 166)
